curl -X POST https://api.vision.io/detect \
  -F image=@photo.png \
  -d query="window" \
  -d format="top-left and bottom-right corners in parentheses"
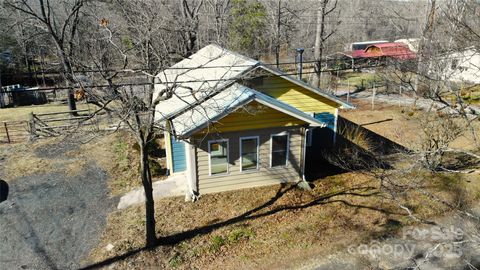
top-left (240, 137), bottom-right (259, 171)
top-left (306, 128), bottom-right (313, 147)
top-left (270, 134), bottom-right (289, 167)
top-left (209, 140), bottom-right (228, 175)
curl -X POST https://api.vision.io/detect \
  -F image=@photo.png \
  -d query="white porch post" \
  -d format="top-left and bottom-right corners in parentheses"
top-left (185, 140), bottom-right (198, 202)
top-left (333, 108), bottom-right (339, 145)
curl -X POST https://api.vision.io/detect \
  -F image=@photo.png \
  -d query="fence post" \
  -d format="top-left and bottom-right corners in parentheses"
top-left (347, 81), bottom-right (350, 103)
top-left (3, 122), bottom-right (10, 143)
top-left (28, 112), bottom-right (37, 139)
top-left (372, 84), bottom-right (376, 110)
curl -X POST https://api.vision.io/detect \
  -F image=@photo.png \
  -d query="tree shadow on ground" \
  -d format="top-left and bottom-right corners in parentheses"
top-left (79, 183), bottom-right (405, 270)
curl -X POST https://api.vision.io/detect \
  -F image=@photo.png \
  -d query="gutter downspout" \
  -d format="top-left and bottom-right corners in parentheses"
top-left (301, 126), bottom-right (308, 181)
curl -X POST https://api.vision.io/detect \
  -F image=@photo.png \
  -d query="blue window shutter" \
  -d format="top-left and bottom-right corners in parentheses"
top-left (171, 137), bottom-right (187, 173)
top-left (314, 112), bottom-right (335, 130)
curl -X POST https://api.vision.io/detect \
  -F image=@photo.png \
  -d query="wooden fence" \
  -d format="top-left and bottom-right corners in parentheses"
top-left (28, 109), bottom-right (99, 138)
top-left (1, 107), bottom-right (126, 144)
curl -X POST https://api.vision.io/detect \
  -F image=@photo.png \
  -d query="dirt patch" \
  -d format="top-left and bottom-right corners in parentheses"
top-left (35, 139), bottom-right (80, 158)
top-left (0, 140), bottom-right (117, 269)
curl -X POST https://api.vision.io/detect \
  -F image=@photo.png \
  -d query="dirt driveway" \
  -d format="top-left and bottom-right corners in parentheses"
top-left (0, 142), bottom-right (117, 269)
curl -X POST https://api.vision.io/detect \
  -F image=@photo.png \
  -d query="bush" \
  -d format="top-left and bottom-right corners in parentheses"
top-left (148, 159), bottom-right (165, 177)
top-left (168, 253), bottom-right (183, 268)
top-left (209, 236), bottom-right (226, 252)
top-left (227, 227), bottom-right (255, 243)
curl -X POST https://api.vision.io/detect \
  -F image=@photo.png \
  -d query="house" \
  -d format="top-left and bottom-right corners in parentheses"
top-left (153, 44), bottom-right (353, 200)
top-left (394, 38), bottom-right (420, 53)
top-left (439, 47), bottom-right (480, 84)
top-left (0, 85), bottom-right (47, 108)
top-left (341, 42), bottom-right (416, 61)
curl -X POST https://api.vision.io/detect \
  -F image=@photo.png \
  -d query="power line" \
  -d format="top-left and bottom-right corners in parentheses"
top-left (0, 63), bottom-right (388, 94)
top-left (0, 54), bottom-right (408, 77)
top-left (0, 59), bottom-right (317, 77)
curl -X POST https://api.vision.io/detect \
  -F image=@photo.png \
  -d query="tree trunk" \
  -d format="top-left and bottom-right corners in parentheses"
top-left (275, 0), bottom-right (281, 68)
top-left (313, 1), bottom-right (327, 89)
top-left (55, 43), bottom-right (77, 114)
top-left (139, 141), bottom-right (157, 248)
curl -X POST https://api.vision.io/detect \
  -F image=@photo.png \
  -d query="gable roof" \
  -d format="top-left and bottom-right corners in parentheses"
top-left (169, 84), bottom-right (326, 138)
top-left (364, 42), bottom-right (416, 60)
top-left (154, 44), bottom-right (259, 121)
top-left (253, 65), bottom-right (354, 109)
top-left (154, 44), bottom-right (354, 130)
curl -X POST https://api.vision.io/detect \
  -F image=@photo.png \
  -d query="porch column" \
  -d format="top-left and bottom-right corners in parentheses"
top-left (185, 140), bottom-right (198, 202)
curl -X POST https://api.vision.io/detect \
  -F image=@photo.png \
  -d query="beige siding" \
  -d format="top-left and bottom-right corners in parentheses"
top-left (194, 126), bottom-right (305, 194)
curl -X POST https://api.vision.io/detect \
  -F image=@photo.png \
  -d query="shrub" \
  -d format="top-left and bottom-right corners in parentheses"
top-left (209, 236), bottom-right (226, 252)
top-left (168, 253), bottom-right (183, 268)
top-left (227, 227), bottom-right (255, 243)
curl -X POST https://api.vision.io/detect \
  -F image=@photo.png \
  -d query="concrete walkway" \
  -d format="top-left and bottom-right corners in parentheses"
top-left (117, 174), bottom-right (187, 209)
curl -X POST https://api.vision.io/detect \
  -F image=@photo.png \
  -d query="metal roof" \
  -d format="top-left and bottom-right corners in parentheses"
top-left (364, 42), bottom-right (417, 60)
top-left (169, 83), bottom-right (255, 137)
top-left (170, 85), bottom-right (326, 138)
top-left (153, 44), bottom-right (259, 121)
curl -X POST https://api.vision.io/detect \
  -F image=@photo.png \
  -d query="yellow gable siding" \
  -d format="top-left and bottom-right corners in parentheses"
top-left (254, 76), bottom-right (339, 114)
top-left (197, 101), bottom-right (305, 134)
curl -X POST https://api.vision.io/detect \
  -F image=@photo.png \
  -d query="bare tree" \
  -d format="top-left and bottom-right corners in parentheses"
top-left (4, 0), bottom-right (89, 113)
top-left (204, 0), bottom-right (231, 45)
top-left (180, 0), bottom-right (204, 57)
top-left (312, 0), bottom-right (339, 88)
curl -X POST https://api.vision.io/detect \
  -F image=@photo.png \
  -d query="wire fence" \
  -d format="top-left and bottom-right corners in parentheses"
top-left (0, 121), bottom-right (30, 144)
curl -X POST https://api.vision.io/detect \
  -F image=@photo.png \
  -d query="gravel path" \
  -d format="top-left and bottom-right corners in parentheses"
top-left (0, 143), bottom-right (117, 269)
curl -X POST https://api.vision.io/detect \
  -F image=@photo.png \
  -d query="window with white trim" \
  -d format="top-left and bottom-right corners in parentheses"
top-left (240, 136), bottom-right (259, 171)
top-left (270, 134), bottom-right (289, 167)
top-left (209, 140), bottom-right (229, 175)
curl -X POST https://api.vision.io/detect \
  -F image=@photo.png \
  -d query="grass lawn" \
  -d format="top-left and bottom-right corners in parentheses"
top-left (341, 72), bottom-right (380, 88)
top-left (0, 102), bottom-right (93, 122)
top-left (2, 99), bottom-right (479, 269)
top-left (82, 100), bottom-right (480, 269)
top-left (340, 99), bottom-right (480, 151)
top-left (86, 168), bottom-right (480, 270)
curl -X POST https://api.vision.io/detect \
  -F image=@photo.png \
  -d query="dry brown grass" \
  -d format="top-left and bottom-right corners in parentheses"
top-left (86, 166), bottom-right (480, 270)
top-left (1, 138), bottom-right (57, 179)
top-left (341, 100), bottom-right (480, 151)
top-left (0, 131), bottom-right (148, 194)
top-left (0, 102), bottom-right (93, 122)
top-left (337, 124), bottom-right (374, 152)
top-left (75, 132), bottom-right (142, 196)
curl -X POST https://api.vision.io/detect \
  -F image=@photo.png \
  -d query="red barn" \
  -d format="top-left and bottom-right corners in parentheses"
top-left (363, 42), bottom-right (416, 60)
top-left (343, 42), bottom-right (416, 60)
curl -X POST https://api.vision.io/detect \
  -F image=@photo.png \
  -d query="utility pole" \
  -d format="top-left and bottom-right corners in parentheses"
top-left (296, 48), bottom-right (305, 80)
